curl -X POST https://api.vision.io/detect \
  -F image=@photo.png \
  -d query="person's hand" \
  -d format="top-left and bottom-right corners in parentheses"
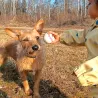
top-left (48, 31), bottom-right (60, 43)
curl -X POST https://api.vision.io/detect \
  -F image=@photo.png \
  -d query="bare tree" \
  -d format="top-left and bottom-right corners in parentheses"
top-left (0, 0), bottom-right (90, 26)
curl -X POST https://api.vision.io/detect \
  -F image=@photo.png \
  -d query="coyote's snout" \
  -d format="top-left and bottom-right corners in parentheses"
top-left (0, 19), bottom-right (45, 98)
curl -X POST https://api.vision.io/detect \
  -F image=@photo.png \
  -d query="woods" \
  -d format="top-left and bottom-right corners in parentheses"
top-left (0, 0), bottom-right (93, 98)
top-left (0, 0), bottom-right (89, 26)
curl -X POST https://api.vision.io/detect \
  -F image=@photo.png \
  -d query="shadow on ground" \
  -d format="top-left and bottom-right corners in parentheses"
top-left (0, 90), bottom-right (8, 98)
top-left (0, 62), bottom-right (68, 98)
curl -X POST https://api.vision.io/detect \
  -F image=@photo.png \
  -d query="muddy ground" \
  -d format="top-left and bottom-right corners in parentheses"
top-left (0, 23), bottom-right (91, 98)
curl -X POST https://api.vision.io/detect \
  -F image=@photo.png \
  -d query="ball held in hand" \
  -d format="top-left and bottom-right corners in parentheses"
top-left (44, 33), bottom-right (55, 43)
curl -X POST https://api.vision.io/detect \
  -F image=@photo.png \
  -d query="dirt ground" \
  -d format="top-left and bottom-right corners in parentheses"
top-left (0, 22), bottom-right (91, 98)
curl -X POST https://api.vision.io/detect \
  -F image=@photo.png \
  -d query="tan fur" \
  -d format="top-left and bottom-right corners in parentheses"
top-left (0, 19), bottom-right (45, 98)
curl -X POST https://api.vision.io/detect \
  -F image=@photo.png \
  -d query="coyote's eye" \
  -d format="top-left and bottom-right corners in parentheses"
top-left (36, 36), bottom-right (39, 40)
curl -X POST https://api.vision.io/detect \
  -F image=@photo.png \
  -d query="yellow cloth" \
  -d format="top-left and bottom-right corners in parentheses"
top-left (74, 56), bottom-right (98, 86)
top-left (60, 18), bottom-right (98, 86)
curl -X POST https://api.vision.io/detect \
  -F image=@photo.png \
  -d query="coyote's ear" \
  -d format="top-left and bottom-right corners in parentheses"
top-left (5, 28), bottom-right (21, 39)
top-left (34, 19), bottom-right (44, 34)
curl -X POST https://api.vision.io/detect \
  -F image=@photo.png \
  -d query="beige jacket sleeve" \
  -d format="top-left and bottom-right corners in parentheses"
top-left (60, 29), bottom-right (86, 45)
top-left (74, 27), bottom-right (98, 86)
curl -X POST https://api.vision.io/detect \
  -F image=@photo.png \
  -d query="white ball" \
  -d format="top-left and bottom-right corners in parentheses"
top-left (44, 33), bottom-right (55, 43)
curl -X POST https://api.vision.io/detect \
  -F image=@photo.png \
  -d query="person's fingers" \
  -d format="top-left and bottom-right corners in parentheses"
top-left (55, 34), bottom-right (60, 40)
top-left (47, 31), bottom-right (60, 43)
top-left (51, 39), bottom-right (59, 43)
top-left (48, 31), bottom-right (59, 38)
top-left (52, 36), bottom-right (60, 43)
top-left (48, 31), bottom-right (58, 35)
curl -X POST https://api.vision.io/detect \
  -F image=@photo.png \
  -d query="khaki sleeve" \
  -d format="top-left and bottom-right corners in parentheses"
top-left (60, 29), bottom-right (86, 45)
top-left (74, 28), bottom-right (98, 86)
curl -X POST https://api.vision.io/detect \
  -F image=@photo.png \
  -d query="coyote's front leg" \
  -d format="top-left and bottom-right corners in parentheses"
top-left (20, 71), bottom-right (32, 96)
top-left (33, 70), bottom-right (42, 98)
